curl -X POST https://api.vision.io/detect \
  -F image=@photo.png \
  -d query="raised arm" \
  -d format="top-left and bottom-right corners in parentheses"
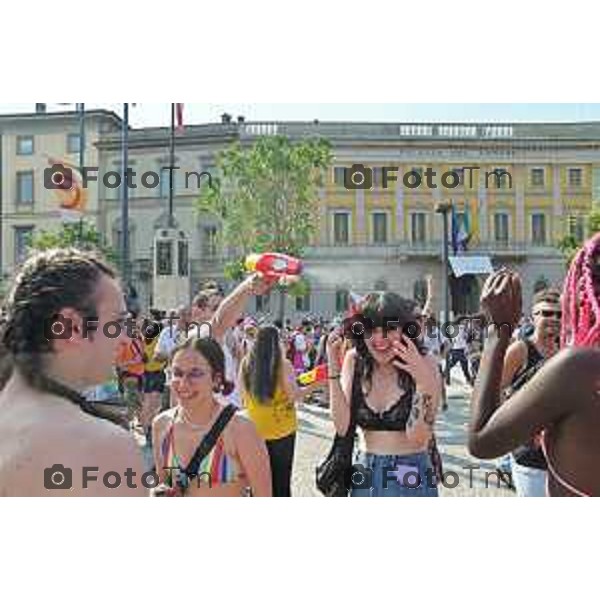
top-left (211, 274), bottom-right (275, 343)
top-left (468, 270), bottom-right (587, 459)
top-left (392, 337), bottom-right (441, 447)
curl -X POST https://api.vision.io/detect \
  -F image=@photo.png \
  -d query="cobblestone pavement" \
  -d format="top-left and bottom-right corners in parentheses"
top-left (292, 380), bottom-right (515, 497)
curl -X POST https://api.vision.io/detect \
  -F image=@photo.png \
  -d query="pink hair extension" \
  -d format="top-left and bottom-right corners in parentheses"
top-left (561, 232), bottom-right (600, 348)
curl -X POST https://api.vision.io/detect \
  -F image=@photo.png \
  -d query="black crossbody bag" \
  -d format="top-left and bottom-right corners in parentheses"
top-left (154, 404), bottom-right (238, 497)
top-left (315, 364), bottom-right (360, 497)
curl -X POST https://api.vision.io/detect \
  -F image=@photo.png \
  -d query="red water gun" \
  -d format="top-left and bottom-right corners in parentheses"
top-left (245, 253), bottom-right (303, 284)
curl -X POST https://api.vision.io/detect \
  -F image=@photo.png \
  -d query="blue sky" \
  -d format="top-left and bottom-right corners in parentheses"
top-left (3, 103), bottom-right (600, 128)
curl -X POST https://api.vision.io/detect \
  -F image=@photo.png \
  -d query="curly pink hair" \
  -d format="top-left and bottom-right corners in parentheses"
top-left (561, 232), bottom-right (600, 348)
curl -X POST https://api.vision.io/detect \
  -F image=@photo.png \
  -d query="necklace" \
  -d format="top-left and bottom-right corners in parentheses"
top-left (177, 405), bottom-right (216, 431)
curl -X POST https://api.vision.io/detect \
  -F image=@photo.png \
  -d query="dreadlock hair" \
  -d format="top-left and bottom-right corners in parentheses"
top-left (0, 248), bottom-right (124, 425)
top-left (561, 232), bottom-right (600, 348)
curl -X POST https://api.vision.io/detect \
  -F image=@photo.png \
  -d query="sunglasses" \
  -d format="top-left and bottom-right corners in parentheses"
top-left (534, 310), bottom-right (562, 319)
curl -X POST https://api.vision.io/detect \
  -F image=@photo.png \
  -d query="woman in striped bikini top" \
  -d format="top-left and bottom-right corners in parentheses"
top-left (151, 336), bottom-right (272, 497)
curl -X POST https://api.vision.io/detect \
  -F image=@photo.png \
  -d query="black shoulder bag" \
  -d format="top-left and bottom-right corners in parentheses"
top-left (315, 359), bottom-right (360, 497)
top-left (154, 404), bottom-right (238, 497)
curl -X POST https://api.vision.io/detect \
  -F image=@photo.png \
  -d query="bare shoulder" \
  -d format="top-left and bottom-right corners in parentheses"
top-left (37, 412), bottom-right (147, 496)
top-left (507, 339), bottom-right (528, 358)
top-left (229, 410), bottom-right (260, 441)
top-left (72, 416), bottom-right (142, 468)
top-left (550, 346), bottom-right (600, 377)
top-left (153, 407), bottom-right (176, 432)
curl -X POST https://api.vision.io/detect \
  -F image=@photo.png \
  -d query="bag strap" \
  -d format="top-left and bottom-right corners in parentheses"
top-left (344, 354), bottom-right (362, 439)
top-left (183, 404), bottom-right (238, 480)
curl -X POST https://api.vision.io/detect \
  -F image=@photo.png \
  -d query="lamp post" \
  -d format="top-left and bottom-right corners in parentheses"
top-left (77, 103), bottom-right (85, 244)
top-left (121, 103), bottom-right (130, 288)
top-left (435, 201), bottom-right (453, 324)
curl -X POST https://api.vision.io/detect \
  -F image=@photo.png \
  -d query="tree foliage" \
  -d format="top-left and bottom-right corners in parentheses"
top-left (557, 208), bottom-right (600, 266)
top-left (198, 135), bottom-right (332, 287)
top-left (30, 220), bottom-right (118, 265)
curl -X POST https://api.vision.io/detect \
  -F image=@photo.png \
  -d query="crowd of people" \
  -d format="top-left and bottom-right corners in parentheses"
top-left (0, 232), bottom-right (599, 497)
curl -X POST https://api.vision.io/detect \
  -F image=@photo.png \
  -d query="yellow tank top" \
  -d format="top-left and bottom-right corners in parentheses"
top-left (243, 382), bottom-right (297, 441)
top-left (143, 337), bottom-right (165, 373)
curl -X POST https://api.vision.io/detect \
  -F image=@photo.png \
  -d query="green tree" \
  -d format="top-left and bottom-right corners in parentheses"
top-left (198, 135), bottom-right (332, 320)
top-left (30, 220), bottom-right (118, 265)
top-left (558, 208), bottom-right (600, 266)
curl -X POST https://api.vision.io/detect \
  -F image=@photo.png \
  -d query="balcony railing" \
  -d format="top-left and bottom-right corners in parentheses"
top-left (186, 240), bottom-right (561, 264)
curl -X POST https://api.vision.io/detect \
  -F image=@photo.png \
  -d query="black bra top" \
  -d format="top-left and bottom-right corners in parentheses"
top-left (352, 358), bottom-right (413, 432)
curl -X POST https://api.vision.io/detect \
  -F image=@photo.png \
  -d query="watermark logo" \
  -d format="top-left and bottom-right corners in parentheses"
top-left (43, 465), bottom-right (213, 491)
top-left (341, 315), bottom-right (511, 342)
top-left (44, 164), bottom-right (213, 192)
top-left (343, 164), bottom-right (512, 191)
top-left (43, 315), bottom-right (213, 342)
top-left (344, 464), bottom-right (513, 492)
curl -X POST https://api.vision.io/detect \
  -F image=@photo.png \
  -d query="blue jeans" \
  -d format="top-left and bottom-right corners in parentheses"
top-left (350, 451), bottom-right (439, 497)
top-left (510, 456), bottom-right (547, 497)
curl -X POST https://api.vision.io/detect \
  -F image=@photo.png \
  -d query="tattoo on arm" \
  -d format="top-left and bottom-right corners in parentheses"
top-left (408, 392), bottom-right (435, 430)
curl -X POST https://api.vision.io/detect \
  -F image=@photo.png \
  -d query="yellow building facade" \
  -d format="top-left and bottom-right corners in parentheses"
top-left (1, 112), bottom-right (598, 317)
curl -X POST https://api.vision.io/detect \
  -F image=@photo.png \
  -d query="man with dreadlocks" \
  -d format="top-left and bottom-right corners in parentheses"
top-left (468, 233), bottom-right (600, 496)
top-left (0, 249), bottom-right (146, 496)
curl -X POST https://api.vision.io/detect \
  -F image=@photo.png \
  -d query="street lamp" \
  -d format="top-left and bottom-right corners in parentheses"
top-left (435, 201), bottom-right (452, 324)
top-left (121, 103), bottom-right (131, 288)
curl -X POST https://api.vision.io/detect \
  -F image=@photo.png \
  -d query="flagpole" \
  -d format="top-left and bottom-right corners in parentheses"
top-left (78, 103), bottom-right (85, 244)
top-left (169, 103), bottom-right (176, 228)
top-left (121, 103), bottom-right (131, 287)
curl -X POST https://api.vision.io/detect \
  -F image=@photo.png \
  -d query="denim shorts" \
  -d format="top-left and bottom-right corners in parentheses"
top-left (350, 450), bottom-right (439, 497)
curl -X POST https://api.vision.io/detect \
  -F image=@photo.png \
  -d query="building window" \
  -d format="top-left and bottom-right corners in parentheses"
top-left (14, 226), bottom-right (34, 265)
top-left (531, 213), bottom-right (547, 246)
top-left (568, 168), bottom-right (582, 187)
top-left (568, 215), bottom-right (586, 243)
top-left (156, 240), bottom-right (173, 276)
top-left (410, 213), bottom-right (427, 244)
top-left (372, 167), bottom-right (382, 188)
top-left (202, 225), bottom-right (218, 257)
top-left (335, 290), bottom-right (349, 313)
top-left (16, 136), bottom-right (34, 156)
top-left (67, 133), bottom-right (81, 155)
top-left (333, 212), bottom-right (350, 245)
top-left (256, 293), bottom-right (271, 312)
top-left (333, 167), bottom-right (346, 186)
top-left (406, 167), bottom-right (423, 187)
top-left (489, 167), bottom-right (511, 189)
top-left (531, 168), bottom-right (545, 187)
top-left (494, 213), bottom-right (509, 245)
top-left (372, 212), bottom-right (388, 244)
top-left (178, 240), bottom-right (189, 276)
top-left (451, 168), bottom-right (464, 186)
top-left (16, 171), bottom-right (34, 206)
top-left (295, 293), bottom-right (311, 312)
